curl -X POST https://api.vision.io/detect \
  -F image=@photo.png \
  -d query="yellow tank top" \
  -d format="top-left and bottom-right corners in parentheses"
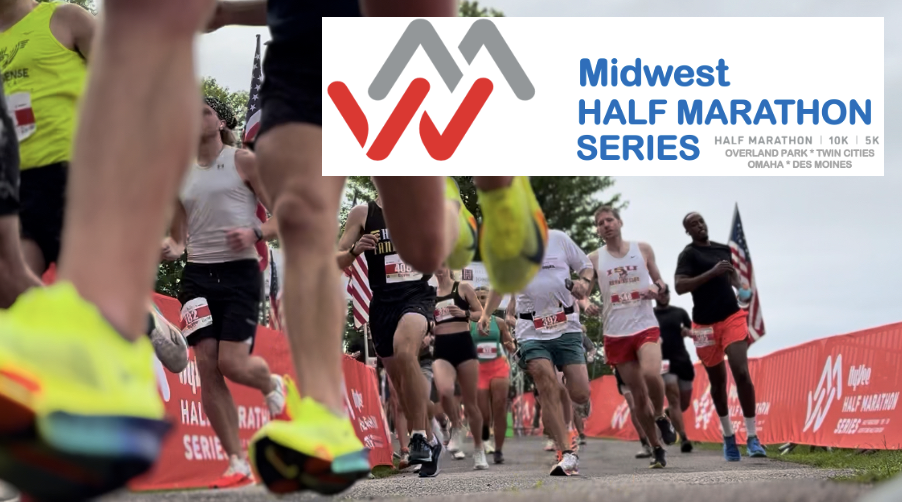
top-left (0, 2), bottom-right (86, 170)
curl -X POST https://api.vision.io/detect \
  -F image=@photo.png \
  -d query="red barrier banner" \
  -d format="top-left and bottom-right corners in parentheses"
top-left (125, 293), bottom-right (393, 491)
top-left (585, 322), bottom-right (902, 450)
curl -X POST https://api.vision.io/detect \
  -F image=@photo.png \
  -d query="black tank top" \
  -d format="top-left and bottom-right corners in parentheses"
top-left (362, 201), bottom-right (432, 298)
top-left (434, 282), bottom-right (470, 326)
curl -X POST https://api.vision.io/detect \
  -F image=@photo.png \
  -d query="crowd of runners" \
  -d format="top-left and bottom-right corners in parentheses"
top-left (0, 0), bottom-right (766, 500)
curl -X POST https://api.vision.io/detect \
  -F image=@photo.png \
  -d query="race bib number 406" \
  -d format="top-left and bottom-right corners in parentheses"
top-left (385, 254), bottom-right (423, 284)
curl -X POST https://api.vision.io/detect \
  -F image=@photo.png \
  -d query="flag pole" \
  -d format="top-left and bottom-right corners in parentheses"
top-left (364, 322), bottom-right (370, 365)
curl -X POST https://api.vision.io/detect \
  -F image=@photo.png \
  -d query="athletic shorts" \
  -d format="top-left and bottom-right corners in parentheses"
top-left (434, 331), bottom-right (478, 368)
top-left (614, 369), bottom-right (630, 396)
top-left (18, 162), bottom-right (67, 268)
top-left (177, 260), bottom-right (262, 351)
top-left (420, 361), bottom-right (434, 390)
top-left (518, 332), bottom-right (586, 370)
top-left (662, 357), bottom-right (695, 390)
top-left (692, 310), bottom-right (750, 368)
top-left (603, 327), bottom-right (661, 367)
top-left (369, 283), bottom-right (435, 358)
top-left (0, 84), bottom-right (20, 217)
top-left (478, 357), bottom-right (510, 390)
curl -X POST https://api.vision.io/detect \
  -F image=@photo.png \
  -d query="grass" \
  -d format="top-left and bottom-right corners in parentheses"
top-left (372, 464), bottom-right (399, 479)
top-left (686, 440), bottom-right (902, 483)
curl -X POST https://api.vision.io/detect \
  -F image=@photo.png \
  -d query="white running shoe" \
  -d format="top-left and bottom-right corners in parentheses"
top-left (148, 304), bottom-right (188, 373)
top-left (473, 449), bottom-right (489, 470)
top-left (543, 438), bottom-right (556, 452)
top-left (452, 450), bottom-right (466, 460)
top-left (550, 452), bottom-right (579, 476)
top-left (448, 427), bottom-right (465, 453)
top-left (484, 442), bottom-right (495, 454)
top-left (265, 375), bottom-right (287, 419)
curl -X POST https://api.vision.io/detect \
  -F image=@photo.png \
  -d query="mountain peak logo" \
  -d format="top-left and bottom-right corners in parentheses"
top-left (803, 354), bottom-right (843, 433)
top-left (328, 19), bottom-right (534, 161)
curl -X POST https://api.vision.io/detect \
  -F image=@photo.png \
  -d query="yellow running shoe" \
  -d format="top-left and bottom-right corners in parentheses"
top-left (0, 283), bottom-right (172, 502)
top-left (444, 177), bottom-right (477, 270)
top-left (477, 176), bottom-right (548, 293)
top-left (249, 375), bottom-right (370, 495)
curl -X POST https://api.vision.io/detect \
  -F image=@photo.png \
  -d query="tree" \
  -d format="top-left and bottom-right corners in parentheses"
top-left (459, 0), bottom-right (504, 17)
top-left (37, 0), bottom-right (96, 15)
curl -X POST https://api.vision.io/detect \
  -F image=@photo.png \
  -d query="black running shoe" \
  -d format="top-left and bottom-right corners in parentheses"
top-left (649, 446), bottom-right (666, 469)
top-left (408, 433), bottom-right (433, 465)
top-left (681, 439), bottom-right (694, 453)
top-left (655, 416), bottom-right (677, 445)
top-left (493, 450), bottom-right (504, 464)
top-left (418, 441), bottom-right (443, 477)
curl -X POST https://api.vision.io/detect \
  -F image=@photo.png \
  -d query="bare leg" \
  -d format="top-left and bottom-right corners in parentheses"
top-left (217, 341), bottom-right (275, 394)
top-left (195, 339), bottom-right (242, 458)
top-left (456, 359), bottom-right (483, 448)
top-left (255, 125), bottom-right (345, 413)
top-left (665, 378), bottom-right (687, 440)
top-left (623, 391), bottom-right (648, 442)
top-left (705, 362), bottom-right (730, 419)
top-left (528, 359), bottom-right (568, 449)
top-left (57, 0), bottom-right (215, 339)
top-left (477, 388), bottom-right (491, 442)
top-left (725, 341), bottom-right (757, 418)
top-left (617, 361), bottom-right (662, 448)
top-left (19, 239), bottom-right (45, 278)
top-left (389, 314), bottom-right (430, 436)
top-left (490, 378), bottom-right (509, 451)
top-left (637, 343), bottom-right (667, 416)
top-left (433, 359), bottom-right (462, 429)
top-left (0, 216), bottom-right (42, 308)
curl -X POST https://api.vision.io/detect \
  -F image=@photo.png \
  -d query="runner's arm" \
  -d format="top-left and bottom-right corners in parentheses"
top-left (207, 1), bottom-right (268, 31)
top-left (51, 3), bottom-right (96, 60)
top-left (459, 282), bottom-right (484, 322)
top-left (497, 316), bottom-right (515, 349)
top-left (235, 149), bottom-right (278, 241)
top-left (336, 205), bottom-right (368, 270)
top-left (161, 201), bottom-right (188, 260)
top-left (674, 249), bottom-right (714, 295)
top-left (638, 242), bottom-right (667, 293)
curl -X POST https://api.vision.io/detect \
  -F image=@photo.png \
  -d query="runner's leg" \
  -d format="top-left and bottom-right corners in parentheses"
top-left (637, 343), bottom-right (666, 416)
top-left (456, 359), bottom-right (484, 448)
top-left (705, 362), bottom-right (730, 423)
top-left (57, 0), bottom-right (214, 338)
top-left (616, 361), bottom-right (662, 449)
top-left (390, 314), bottom-right (432, 439)
top-left (434, 359), bottom-right (462, 430)
top-left (527, 359), bottom-right (569, 450)
top-left (195, 339), bottom-right (242, 458)
top-left (724, 341), bottom-right (756, 420)
top-left (490, 377), bottom-right (509, 451)
top-left (664, 376), bottom-right (687, 440)
top-left (218, 342), bottom-right (276, 394)
top-left (0, 217), bottom-right (41, 308)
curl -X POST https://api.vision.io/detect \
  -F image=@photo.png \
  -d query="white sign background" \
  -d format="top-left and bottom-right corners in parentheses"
top-left (323, 17), bottom-right (884, 176)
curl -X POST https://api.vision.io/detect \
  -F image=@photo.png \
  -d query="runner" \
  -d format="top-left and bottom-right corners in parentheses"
top-left (479, 229), bottom-right (594, 477)
top-left (614, 368), bottom-right (655, 458)
top-left (675, 212), bottom-right (767, 461)
top-left (587, 205), bottom-right (677, 469)
top-left (432, 265), bottom-right (487, 469)
top-left (572, 326), bottom-right (597, 445)
top-left (472, 286), bottom-right (514, 464)
top-left (654, 287), bottom-right (696, 453)
top-left (160, 96), bottom-right (287, 488)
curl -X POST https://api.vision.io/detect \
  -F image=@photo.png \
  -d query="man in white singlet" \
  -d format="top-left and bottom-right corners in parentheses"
top-left (586, 205), bottom-right (676, 469)
top-left (160, 96), bottom-right (287, 488)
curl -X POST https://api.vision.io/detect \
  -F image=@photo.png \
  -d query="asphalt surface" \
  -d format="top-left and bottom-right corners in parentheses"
top-left (93, 436), bottom-right (883, 502)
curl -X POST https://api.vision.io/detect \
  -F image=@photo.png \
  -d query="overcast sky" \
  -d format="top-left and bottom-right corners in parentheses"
top-left (192, 0), bottom-right (900, 360)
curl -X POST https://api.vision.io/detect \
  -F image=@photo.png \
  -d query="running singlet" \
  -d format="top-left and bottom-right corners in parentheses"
top-left (470, 317), bottom-right (503, 361)
top-left (434, 282), bottom-right (470, 326)
top-left (362, 201), bottom-right (432, 299)
top-left (179, 146), bottom-right (259, 264)
top-left (0, 2), bottom-right (86, 170)
top-left (596, 241), bottom-right (659, 337)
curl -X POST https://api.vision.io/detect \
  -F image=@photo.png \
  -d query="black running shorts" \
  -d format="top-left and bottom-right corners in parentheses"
top-left (178, 259), bottom-right (263, 351)
top-left (19, 162), bottom-right (67, 268)
top-left (433, 331), bottom-right (478, 368)
top-left (369, 282), bottom-right (435, 359)
top-left (0, 82), bottom-right (20, 217)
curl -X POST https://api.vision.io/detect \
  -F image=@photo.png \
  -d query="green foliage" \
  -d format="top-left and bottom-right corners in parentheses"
top-left (780, 447), bottom-right (902, 483)
top-left (459, 0), bottom-right (505, 17)
top-left (37, 0), bottom-right (96, 15)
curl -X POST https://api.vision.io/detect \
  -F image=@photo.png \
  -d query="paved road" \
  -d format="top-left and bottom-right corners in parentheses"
top-left (100, 437), bottom-right (875, 502)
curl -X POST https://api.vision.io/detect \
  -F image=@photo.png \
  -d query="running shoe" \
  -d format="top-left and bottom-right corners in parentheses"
top-left (543, 438), bottom-right (556, 452)
top-left (484, 441), bottom-right (495, 454)
top-left (649, 446), bottom-right (667, 469)
top-left (266, 375), bottom-right (289, 421)
top-left (408, 432), bottom-right (433, 464)
top-left (569, 429), bottom-right (580, 452)
top-left (493, 450), bottom-right (504, 464)
top-left (723, 435), bottom-right (741, 462)
top-left (445, 177), bottom-right (477, 270)
top-left (447, 427), bottom-right (464, 453)
top-left (209, 455), bottom-right (255, 489)
top-left (747, 436), bottom-right (767, 458)
top-left (0, 283), bottom-right (172, 502)
top-left (550, 452), bottom-right (579, 476)
top-left (248, 381), bottom-right (370, 496)
top-left (477, 176), bottom-right (548, 293)
top-left (655, 415), bottom-right (678, 445)
top-left (579, 433), bottom-right (587, 446)
top-left (397, 448), bottom-right (411, 470)
top-left (473, 449), bottom-right (489, 470)
top-left (681, 439), bottom-right (694, 453)
top-left (418, 441), bottom-right (443, 478)
top-left (147, 302), bottom-right (189, 373)
top-left (635, 442), bottom-right (653, 459)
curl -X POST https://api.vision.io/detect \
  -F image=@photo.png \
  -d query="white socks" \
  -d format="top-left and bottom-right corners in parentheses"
top-left (412, 429), bottom-right (427, 438)
top-left (720, 416), bottom-right (734, 437)
top-left (745, 416), bottom-right (757, 437)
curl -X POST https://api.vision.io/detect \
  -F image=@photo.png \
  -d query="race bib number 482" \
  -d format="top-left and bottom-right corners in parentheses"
top-left (384, 254), bottom-right (423, 283)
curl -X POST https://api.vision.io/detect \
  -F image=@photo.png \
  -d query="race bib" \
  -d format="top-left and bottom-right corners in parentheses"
top-left (533, 310), bottom-right (566, 330)
top-left (661, 359), bottom-right (671, 374)
top-left (434, 299), bottom-right (455, 322)
top-left (476, 342), bottom-right (499, 360)
top-left (692, 326), bottom-right (715, 348)
top-left (384, 254), bottom-right (423, 284)
top-left (180, 297), bottom-right (213, 337)
top-left (7, 92), bottom-right (36, 141)
top-left (610, 290), bottom-right (641, 307)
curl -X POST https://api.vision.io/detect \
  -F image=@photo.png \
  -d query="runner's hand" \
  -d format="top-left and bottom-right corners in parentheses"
top-left (504, 340), bottom-right (516, 352)
top-left (640, 284), bottom-right (660, 300)
top-left (478, 315), bottom-right (492, 334)
top-left (570, 279), bottom-right (589, 299)
top-left (353, 233), bottom-right (379, 255)
top-left (711, 260), bottom-right (735, 276)
top-left (226, 228), bottom-right (257, 251)
top-left (681, 327), bottom-right (693, 338)
top-left (585, 303), bottom-right (600, 317)
top-left (448, 306), bottom-right (467, 319)
top-left (505, 314), bottom-right (517, 329)
top-left (161, 238), bottom-right (182, 261)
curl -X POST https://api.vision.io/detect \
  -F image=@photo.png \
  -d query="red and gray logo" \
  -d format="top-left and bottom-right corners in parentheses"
top-left (328, 19), bottom-right (534, 161)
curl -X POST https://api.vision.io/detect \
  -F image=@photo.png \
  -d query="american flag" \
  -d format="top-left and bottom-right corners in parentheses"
top-left (243, 35), bottom-right (263, 144)
top-left (728, 204), bottom-right (765, 343)
top-left (345, 254), bottom-right (371, 330)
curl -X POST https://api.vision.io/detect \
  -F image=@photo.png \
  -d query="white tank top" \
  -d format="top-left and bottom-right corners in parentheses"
top-left (179, 146), bottom-right (259, 264)
top-left (596, 241), bottom-right (659, 337)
